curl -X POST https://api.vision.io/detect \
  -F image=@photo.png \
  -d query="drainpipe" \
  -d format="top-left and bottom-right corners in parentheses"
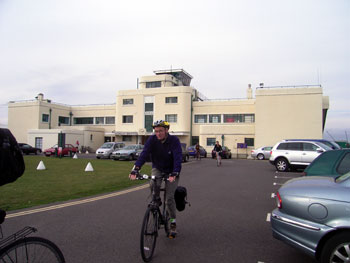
top-left (69, 111), bottom-right (73, 126)
top-left (49, 108), bottom-right (52, 129)
top-left (190, 94), bottom-right (193, 146)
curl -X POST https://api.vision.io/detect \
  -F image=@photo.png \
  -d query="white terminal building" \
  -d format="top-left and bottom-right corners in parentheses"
top-left (8, 69), bottom-right (329, 157)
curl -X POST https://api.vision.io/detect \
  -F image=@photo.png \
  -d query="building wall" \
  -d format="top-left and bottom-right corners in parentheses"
top-left (255, 87), bottom-right (328, 148)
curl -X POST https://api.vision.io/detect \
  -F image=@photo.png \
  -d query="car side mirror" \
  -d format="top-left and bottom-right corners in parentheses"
top-left (316, 148), bottom-right (324, 153)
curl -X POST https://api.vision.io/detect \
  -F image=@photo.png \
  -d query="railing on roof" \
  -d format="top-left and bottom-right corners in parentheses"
top-left (8, 99), bottom-right (115, 107)
top-left (256, 84), bottom-right (322, 89)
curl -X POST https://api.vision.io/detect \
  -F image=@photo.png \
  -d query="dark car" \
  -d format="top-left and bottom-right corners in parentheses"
top-left (187, 145), bottom-right (207, 158)
top-left (18, 143), bottom-right (42, 155)
top-left (44, 144), bottom-right (78, 157)
top-left (211, 146), bottom-right (232, 159)
top-left (303, 149), bottom-right (350, 178)
top-left (181, 143), bottom-right (189, 162)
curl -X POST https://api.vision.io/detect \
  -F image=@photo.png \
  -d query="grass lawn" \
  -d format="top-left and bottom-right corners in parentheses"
top-left (0, 156), bottom-right (151, 211)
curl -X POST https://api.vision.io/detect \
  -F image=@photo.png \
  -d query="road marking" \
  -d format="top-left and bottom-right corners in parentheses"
top-left (273, 182), bottom-right (283, 186)
top-left (274, 175), bottom-right (295, 179)
top-left (6, 184), bottom-right (150, 219)
top-left (266, 213), bottom-right (271, 222)
top-left (271, 193), bottom-right (275, 198)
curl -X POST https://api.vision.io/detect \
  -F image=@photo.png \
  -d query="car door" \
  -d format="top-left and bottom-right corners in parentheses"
top-left (286, 142), bottom-right (302, 163)
top-left (301, 142), bottom-right (322, 164)
top-left (337, 152), bottom-right (350, 175)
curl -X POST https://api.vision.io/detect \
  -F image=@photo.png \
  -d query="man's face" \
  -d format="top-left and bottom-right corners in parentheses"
top-left (154, 127), bottom-right (168, 141)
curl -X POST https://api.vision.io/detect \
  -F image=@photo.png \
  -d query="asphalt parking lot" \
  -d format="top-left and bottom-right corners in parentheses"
top-left (3, 157), bottom-right (316, 262)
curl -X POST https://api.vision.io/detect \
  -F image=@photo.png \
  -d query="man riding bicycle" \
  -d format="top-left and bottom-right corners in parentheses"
top-left (129, 120), bottom-right (182, 238)
top-left (213, 141), bottom-right (222, 165)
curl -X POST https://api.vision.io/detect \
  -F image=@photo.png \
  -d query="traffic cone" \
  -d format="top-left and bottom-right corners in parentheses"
top-left (85, 162), bottom-right (94, 172)
top-left (73, 153), bottom-right (78, 159)
top-left (37, 160), bottom-right (46, 170)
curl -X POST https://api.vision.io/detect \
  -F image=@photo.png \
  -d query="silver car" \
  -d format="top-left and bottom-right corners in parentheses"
top-left (96, 142), bottom-right (125, 159)
top-left (112, 144), bottom-right (144, 161)
top-left (251, 146), bottom-right (272, 160)
top-left (269, 140), bottom-right (332, 172)
top-left (271, 173), bottom-right (350, 263)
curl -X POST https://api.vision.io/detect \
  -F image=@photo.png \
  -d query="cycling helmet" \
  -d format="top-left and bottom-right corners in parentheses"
top-left (152, 120), bottom-right (170, 129)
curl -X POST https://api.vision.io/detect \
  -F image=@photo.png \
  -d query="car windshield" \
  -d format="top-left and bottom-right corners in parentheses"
top-left (336, 172), bottom-right (350, 183)
top-left (316, 142), bottom-right (332, 151)
top-left (101, 143), bottom-right (114, 149)
top-left (124, 145), bottom-right (137, 150)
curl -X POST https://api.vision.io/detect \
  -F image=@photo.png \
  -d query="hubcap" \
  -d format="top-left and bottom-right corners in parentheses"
top-left (331, 243), bottom-right (350, 262)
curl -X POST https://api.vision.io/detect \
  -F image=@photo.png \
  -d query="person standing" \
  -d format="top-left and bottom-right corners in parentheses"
top-left (129, 120), bottom-right (182, 238)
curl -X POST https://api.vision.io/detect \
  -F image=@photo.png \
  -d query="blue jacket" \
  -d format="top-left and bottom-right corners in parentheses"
top-left (135, 134), bottom-right (182, 174)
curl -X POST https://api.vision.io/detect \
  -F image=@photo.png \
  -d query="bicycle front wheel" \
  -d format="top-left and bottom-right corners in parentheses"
top-left (140, 207), bottom-right (158, 262)
top-left (0, 236), bottom-right (65, 263)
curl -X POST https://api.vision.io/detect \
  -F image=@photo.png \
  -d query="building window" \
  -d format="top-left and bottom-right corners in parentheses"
top-left (95, 117), bottom-right (105, 125)
top-left (122, 136), bottom-right (132, 142)
top-left (74, 117), bottom-right (93, 125)
top-left (165, 97), bottom-right (178, 103)
top-left (192, 136), bottom-right (199, 146)
top-left (42, 114), bottom-right (49, 123)
top-left (123, 98), bottom-right (134, 105)
top-left (146, 81), bottom-right (161, 88)
top-left (194, 115), bottom-right (207, 123)
top-left (224, 114), bottom-right (237, 123)
top-left (244, 114), bottom-right (255, 123)
top-left (207, 138), bottom-right (216, 146)
top-left (145, 103), bottom-right (154, 112)
top-left (245, 138), bottom-right (254, 147)
top-left (123, 115), bottom-right (133, 123)
top-left (58, 116), bottom-right (69, 125)
top-left (209, 114), bottom-right (221, 123)
top-left (165, 114), bottom-right (177, 123)
top-left (35, 137), bottom-right (43, 149)
top-left (106, 116), bottom-right (115, 124)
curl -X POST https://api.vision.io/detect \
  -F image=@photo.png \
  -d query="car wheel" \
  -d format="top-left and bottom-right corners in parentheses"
top-left (96, 156), bottom-right (100, 159)
top-left (275, 158), bottom-right (289, 172)
top-left (257, 153), bottom-right (264, 160)
top-left (320, 232), bottom-right (350, 263)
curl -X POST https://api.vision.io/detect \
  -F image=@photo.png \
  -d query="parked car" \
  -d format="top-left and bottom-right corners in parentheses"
top-left (303, 149), bottom-right (350, 178)
top-left (96, 142), bottom-right (125, 159)
top-left (112, 144), bottom-right (144, 161)
top-left (269, 140), bottom-right (332, 172)
top-left (44, 144), bottom-right (77, 157)
top-left (251, 146), bottom-right (272, 160)
top-left (181, 143), bottom-right (189, 162)
top-left (271, 173), bottom-right (350, 263)
top-left (187, 145), bottom-right (207, 158)
top-left (285, 139), bottom-right (341, 150)
top-left (211, 146), bottom-right (232, 159)
top-left (18, 143), bottom-right (42, 155)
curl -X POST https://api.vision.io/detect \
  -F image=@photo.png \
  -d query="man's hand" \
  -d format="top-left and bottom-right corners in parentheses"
top-left (129, 166), bottom-right (140, 180)
top-left (168, 176), bottom-right (176, 183)
top-left (129, 173), bottom-right (137, 180)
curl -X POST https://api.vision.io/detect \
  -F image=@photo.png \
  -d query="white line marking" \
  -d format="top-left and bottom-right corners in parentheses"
top-left (273, 182), bottom-right (283, 186)
top-left (275, 175), bottom-right (295, 179)
top-left (6, 184), bottom-right (149, 219)
top-left (271, 193), bottom-right (275, 198)
top-left (266, 213), bottom-right (271, 222)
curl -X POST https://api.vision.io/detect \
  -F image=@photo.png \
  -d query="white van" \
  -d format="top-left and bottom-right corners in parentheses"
top-left (96, 142), bottom-right (125, 159)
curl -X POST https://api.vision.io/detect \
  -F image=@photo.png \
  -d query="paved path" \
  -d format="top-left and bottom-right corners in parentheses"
top-left (3, 158), bottom-right (314, 263)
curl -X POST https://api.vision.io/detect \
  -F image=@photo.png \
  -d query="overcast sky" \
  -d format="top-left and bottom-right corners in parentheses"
top-left (0, 0), bottom-right (349, 140)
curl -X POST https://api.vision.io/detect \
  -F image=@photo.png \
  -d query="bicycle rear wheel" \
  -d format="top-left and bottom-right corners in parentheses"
top-left (0, 236), bottom-right (65, 262)
top-left (140, 207), bottom-right (158, 262)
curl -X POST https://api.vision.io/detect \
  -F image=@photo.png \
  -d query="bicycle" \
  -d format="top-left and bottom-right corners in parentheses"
top-left (215, 151), bottom-right (222, 166)
top-left (195, 150), bottom-right (201, 160)
top-left (0, 209), bottom-right (66, 262)
top-left (137, 173), bottom-right (172, 262)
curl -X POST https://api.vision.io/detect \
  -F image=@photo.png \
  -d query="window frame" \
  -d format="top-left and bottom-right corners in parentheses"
top-left (122, 115), bottom-right (133, 124)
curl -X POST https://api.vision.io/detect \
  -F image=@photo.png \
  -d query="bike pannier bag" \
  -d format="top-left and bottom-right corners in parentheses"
top-left (174, 186), bottom-right (189, 212)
